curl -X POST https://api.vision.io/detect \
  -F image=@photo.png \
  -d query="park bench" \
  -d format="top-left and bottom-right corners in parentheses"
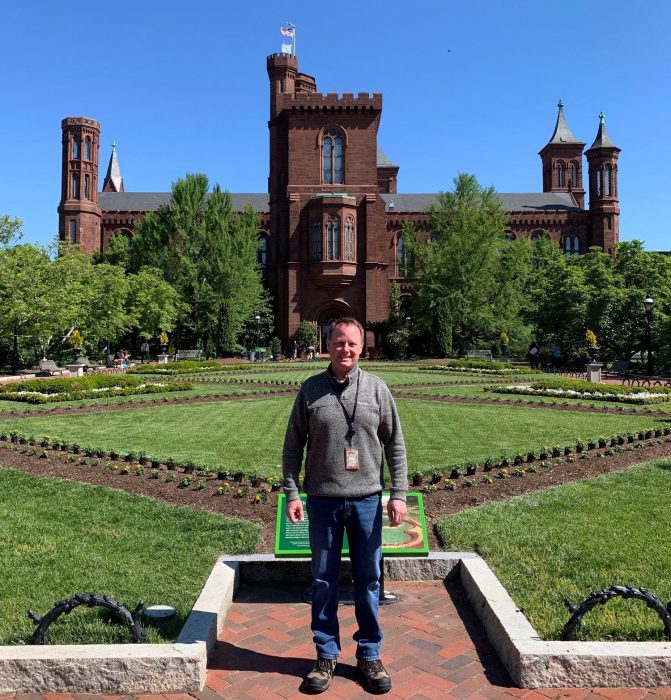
top-left (466, 349), bottom-right (493, 361)
top-left (602, 359), bottom-right (630, 381)
top-left (37, 359), bottom-right (67, 376)
top-left (175, 349), bottom-right (202, 361)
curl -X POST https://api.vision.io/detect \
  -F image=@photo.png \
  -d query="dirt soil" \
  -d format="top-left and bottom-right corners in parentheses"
top-left (2, 438), bottom-right (671, 553)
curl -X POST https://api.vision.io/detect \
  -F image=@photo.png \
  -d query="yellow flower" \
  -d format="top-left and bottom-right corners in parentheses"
top-left (585, 329), bottom-right (598, 348)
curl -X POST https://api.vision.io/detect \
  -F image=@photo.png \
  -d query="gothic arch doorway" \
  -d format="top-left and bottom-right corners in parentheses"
top-left (315, 301), bottom-right (351, 354)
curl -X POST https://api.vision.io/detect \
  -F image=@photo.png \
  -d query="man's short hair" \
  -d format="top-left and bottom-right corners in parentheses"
top-left (327, 317), bottom-right (365, 343)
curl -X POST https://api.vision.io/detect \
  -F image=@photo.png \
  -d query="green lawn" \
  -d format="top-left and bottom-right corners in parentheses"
top-left (436, 460), bottom-right (671, 641)
top-left (0, 468), bottom-right (259, 645)
top-left (0, 398), bottom-right (664, 474)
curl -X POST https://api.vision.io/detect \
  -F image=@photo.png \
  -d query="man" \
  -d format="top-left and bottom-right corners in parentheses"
top-left (283, 317), bottom-right (408, 694)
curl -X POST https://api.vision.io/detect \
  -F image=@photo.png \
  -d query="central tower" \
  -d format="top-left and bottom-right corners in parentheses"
top-left (266, 53), bottom-right (388, 351)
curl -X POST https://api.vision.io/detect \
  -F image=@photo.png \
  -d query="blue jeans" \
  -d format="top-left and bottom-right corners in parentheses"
top-left (306, 493), bottom-right (383, 661)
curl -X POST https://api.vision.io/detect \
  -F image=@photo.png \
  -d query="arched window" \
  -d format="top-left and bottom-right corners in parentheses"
top-left (430, 235), bottom-right (438, 244)
top-left (564, 235), bottom-right (580, 257)
top-left (257, 235), bottom-right (268, 267)
top-left (573, 236), bottom-right (580, 256)
top-left (72, 137), bottom-right (80, 160)
top-left (556, 162), bottom-right (565, 188)
top-left (396, 236), bottom-right (412, 276)
top-left (322, 128), bottom-right (344, 184)
top-left (570, 162), bottom-right (578, 188)
top-left (504, 233), bottom-right (516, 241)
top-left (530, 231), bottom-right (545, 242)
top-left (326, 216), bottom-right (341, 260)
top-left (565, 236), bottom-right (572, 255)
top-left (604, 164), bottom-right (612, 196)
top-left (72, 174), bottom-right (79, 199)
top-left (69, 220), bottom-right (77, 244)
top-left (596, 170), bottom-right (602, 196)
top-left (84, 175), bottom-right (90, 200)
top-left (344, 217), bottom-right (355, 261)
top-left (84, 137), bottom-right (91, 161)
top-left (312, 220), bottom-right (322, 260)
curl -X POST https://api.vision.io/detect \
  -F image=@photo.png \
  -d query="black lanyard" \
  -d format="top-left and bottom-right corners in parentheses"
top-left (334, 372), bottom-right (360, 446)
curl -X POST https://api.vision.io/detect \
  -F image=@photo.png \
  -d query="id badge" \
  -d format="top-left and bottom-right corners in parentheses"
top-left (344, 447), bottom-right (359, 470)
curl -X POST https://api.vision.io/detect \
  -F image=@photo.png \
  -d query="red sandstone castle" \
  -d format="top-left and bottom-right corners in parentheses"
top-left (58, 53), bottom-right (620, 351)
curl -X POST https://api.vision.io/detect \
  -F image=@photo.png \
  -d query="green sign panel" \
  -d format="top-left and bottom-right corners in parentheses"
top-left (275, 492), bottom-right (429, 557)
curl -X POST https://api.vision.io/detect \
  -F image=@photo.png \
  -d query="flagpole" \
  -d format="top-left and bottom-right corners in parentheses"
top-left (290, 23), bottom-right (296, 56)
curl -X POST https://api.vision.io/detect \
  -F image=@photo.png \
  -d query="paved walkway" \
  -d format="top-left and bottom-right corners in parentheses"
top-left (1, 581), bottom-right (669, 699)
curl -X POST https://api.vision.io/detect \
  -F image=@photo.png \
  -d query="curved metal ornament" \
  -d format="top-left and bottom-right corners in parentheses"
top-left (28, 593), bottom-right (145, 644)
top-left (563, 585), bottom-right (671, 641)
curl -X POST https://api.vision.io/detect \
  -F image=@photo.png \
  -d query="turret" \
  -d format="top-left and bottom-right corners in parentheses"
top-left (586, 112), bottom-right (620, 255)
top-left (539, 99), bottom-right (586, 208)
top-left (57, 117), bottom-right (102, 254)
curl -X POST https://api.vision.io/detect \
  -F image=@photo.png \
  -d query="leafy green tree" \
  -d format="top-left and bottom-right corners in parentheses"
top-left (294, 320), bottom-right (318, 349)
top-left (0, 215), bottom-right (23, 248)
top-left (406, 174), bottom-right (529, 355)
top-left (129, 174), bottom-right (264, 353)
top-left (126, 266), bottom-right (185, 341)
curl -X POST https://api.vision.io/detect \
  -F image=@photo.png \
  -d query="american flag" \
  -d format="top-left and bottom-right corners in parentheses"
top-left (280, 25), bottom-right (294, 37)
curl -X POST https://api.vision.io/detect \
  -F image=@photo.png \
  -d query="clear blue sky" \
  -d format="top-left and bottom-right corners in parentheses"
top-left (2, 0), bottom-right (669, 251)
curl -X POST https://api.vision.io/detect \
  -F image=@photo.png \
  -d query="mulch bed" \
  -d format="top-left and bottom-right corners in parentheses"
top-left (2, 439), bottom-right (671, 553)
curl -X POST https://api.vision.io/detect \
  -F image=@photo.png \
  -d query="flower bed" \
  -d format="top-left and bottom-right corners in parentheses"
top-left (421, 359), bottom-right (535, 375)
top-left (0, 375), bottom-right (192, 404)
top-left (488, 377), bottom-right (671, 404)
top-left (129, 360), bottom-right (249, 375)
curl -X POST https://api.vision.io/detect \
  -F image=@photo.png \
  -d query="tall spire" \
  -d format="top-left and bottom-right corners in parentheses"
top-left (589, 111), bottom-right (616, 149)
top-left (546, 98), bottom-right (581, 145)
top-left (102, 141), bottom-right (124, 193)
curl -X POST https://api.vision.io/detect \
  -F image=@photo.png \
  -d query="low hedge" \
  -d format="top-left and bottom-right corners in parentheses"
top-left (488, 377), bottom-right (671, 404)
top-left (0, 375), bottom-right (192, 404)
top-left (422, 360), bottom-right (536, 375)
top-left (128, 361), bottom-right (250, 375)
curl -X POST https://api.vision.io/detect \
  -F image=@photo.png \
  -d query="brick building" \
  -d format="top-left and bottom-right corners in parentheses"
top-left (58, 53), bottom-right (620, 352)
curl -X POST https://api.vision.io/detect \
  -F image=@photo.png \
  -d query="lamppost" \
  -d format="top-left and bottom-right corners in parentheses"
top-left (643, 296), bottom-right (654, 375)
top-left (255, 314), bottom-right (260, 361)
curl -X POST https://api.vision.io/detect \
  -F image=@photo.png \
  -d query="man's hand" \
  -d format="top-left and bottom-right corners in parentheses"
top-left (387, 498), bottom-right (406, 527)
top-left (286, 498), bottom-right (304, 523)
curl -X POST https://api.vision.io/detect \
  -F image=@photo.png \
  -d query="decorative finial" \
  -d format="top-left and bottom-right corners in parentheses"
top-left (558, 98), bottom-right (564, 110)
top-left (599, 111), bottom-right (605, 125)
top-left (111, 140), bottom-right (117, 152)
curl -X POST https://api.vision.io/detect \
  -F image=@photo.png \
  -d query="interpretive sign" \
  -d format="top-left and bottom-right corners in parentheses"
top-left (275, 492), bottom-right (429, 557)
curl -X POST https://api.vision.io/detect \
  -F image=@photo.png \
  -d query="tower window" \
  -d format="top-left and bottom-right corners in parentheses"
top-left (312, 220), bottom-right (323, 260)
top-left (570, 162), bottom-right (578, 188)
top-left (322, 128), bottom-right (344, 184)
top-left (565, 235), bottom-right (580, 257)
top-left (326, 216), bottom-right (341, 260)
top-left (72, 137), bottom-right (80, 160)
top-left (84, 175), bottom-right (90, 200)
top-left (396, 236), bottom-right (412, 276)
top-left (84, 137), bottom-right (91, 161)
top-left (257, 234), bottom-right (268, 267)
top-left (69, 220), bottom-right (77, 244)
top-left (556, 162), bottom-right (565, 188)
top-left (596, 170), bottom-right (602, 197)
top-left (344, 217), bottom-right (355, 260)
top-left (604, 164), bottom-right (612, 196)
top-left (72, 174), bottom-right (80, 199)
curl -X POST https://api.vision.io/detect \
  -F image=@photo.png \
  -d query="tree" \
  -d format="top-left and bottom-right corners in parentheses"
top-left (0, 215), bottom-right (23, 248)
top-left (129, 174), bottom-right (264, 353)
top-left (126, 266), bottom-right (185, 341)
top-left (406, 174), bottom-right (529, 355)
top-left (295, 320), bottom-right (318, 349)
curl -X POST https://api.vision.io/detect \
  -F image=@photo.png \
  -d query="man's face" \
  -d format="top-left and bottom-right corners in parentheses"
top-left (327, 323), bottom-right (363, 378)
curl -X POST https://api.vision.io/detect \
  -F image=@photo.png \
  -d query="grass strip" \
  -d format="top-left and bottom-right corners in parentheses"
top-left (436, 459), bottom-right (671, 641)
top-left (0, 399), bottom-right (664, 476)
top-left (0, 467), bottom-right (259, 645)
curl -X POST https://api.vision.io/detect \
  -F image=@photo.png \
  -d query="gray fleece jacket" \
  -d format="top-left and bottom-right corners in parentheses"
top-left (282, 366), bottom-right (408, 502)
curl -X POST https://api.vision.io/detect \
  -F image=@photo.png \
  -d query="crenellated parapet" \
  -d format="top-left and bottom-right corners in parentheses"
top-left (276, 91), bottom-right (382, 113)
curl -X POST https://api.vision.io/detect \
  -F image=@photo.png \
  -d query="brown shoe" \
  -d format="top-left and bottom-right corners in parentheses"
top-left (304, 656), bottom-right (337, 693)
top-left (357, 658), bottom-right (392, 693)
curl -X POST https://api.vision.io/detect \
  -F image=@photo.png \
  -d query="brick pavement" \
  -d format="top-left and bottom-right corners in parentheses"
top-left (1, 581), bottom-right (669, 700)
